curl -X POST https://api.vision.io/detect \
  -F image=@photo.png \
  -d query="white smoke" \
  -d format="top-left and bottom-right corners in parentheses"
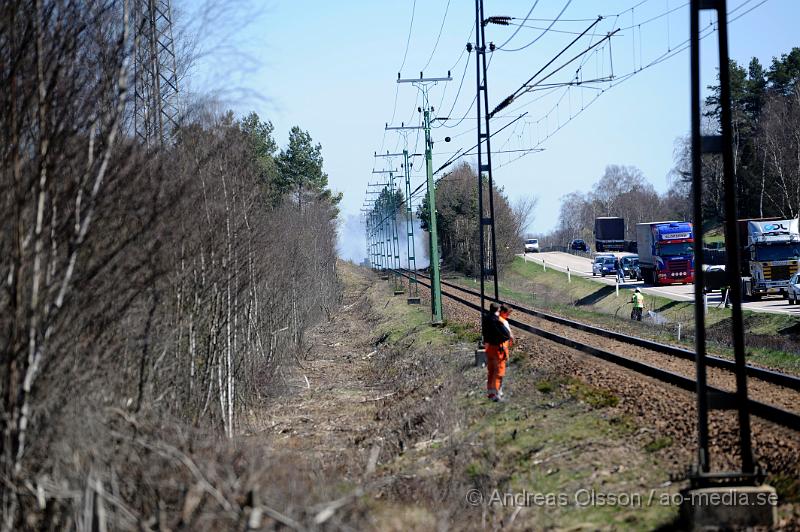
top-left (337, 213), bottom-right (368, 263)
top-left (396, 214), bottom-right (430, 269)
top-left (337, 211), bottom-right (430, 268)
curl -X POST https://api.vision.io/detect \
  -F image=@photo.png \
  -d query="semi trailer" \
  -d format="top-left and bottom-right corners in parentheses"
top-left (594, 217), bottom-right (625, 252)
top-left (636, 221), bottom-right (694, 285)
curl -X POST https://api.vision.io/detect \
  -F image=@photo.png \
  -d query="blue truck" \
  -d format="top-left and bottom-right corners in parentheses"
top-left (635, 221), bottom-right (695, 286)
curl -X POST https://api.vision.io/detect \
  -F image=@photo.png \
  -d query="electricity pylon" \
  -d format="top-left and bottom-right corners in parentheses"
top-left (133, 0), bottom-right (180, 145)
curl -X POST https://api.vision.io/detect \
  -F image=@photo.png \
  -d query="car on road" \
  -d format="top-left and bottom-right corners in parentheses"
top-left (592, 254), bottom-right (617, 277)
top-left (621, 255), bottom-right (640, 280)
top-left (787, 273), bottom-right (800, 304)
top-left (569, 239), bottom-right (589, 252)
top-left (524, 238), bottom-right (540, 253)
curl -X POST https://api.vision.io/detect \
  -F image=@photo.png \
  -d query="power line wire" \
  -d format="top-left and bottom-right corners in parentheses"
top-left (421, 0), bottom-right (452, 72)
top-left (498, 0), bottom-right (573, 53)
top-left (398, 0), bottom-right (417, 74)
top-left (436, 52), bottom-right (472, 128)
top-left (496, 0), bottom-right (541, 50)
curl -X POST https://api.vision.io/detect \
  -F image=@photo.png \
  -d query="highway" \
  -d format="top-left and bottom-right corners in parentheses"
top-left (520, 252), bottom-right (800, 316)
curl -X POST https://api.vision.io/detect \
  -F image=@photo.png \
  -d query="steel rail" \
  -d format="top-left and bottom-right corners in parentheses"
top-left (393, 269), bottom-right (800, 432)
top-left (402, 269), bottom-right (800, 392)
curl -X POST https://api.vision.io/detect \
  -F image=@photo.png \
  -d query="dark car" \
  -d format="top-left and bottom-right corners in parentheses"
top-left (570, 239), bottom-right (589, 252)
top-left (788, 273), bottom-right (800, 304)
top-left (592, 255), bottom-right (616, 277)
top-left (620, 255), bottom-right (640, 280)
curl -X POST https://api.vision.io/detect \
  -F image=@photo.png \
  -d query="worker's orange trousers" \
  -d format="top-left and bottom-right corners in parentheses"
top-left (485, 344), bottom-right (507, 397)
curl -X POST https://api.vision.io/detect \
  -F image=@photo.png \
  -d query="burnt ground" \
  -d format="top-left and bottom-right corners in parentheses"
top-left (238, 264), bottom-right (798, 530)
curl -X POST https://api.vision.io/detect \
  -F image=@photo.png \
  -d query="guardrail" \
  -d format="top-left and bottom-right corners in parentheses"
top-left (538, 245), bottom-right (592, 257)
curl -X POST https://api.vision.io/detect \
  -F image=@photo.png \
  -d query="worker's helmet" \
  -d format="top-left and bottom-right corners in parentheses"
top-left (635, 288), bottom-right (641, 293)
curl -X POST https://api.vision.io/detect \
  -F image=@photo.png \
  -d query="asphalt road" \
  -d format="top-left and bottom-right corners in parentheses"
top-left (520, 251), bottom-right (800, 316)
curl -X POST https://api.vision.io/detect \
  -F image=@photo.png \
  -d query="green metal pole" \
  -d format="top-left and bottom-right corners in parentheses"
top-left (404, 149), bottom-right (420, 303)
top-left (379, 206), bottom-right (386, 273)
top-left (365, 213), bottom-right (370, 268)
top-left (424, 108), bottom-right (443, 324)
top-left (383, 187), bottom-right (392, 279)
top-left (389, 174), bottom-right (403, 293)
top-left (372, 210), bottom-right (377, 269)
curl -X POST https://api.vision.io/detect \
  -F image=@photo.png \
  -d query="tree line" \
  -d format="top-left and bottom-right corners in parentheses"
top-left (417, 162), bottom-right (536, 276)
top-left (676, 47), bottom-right (800, 222)
top-left (1, 2), bottom-right (340, 529)
top-left (540, 164), bottom-right (689, 249)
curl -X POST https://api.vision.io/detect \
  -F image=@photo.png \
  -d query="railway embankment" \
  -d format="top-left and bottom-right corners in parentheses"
top-left (307, 265), bottom-right (696, 529)
top-left (241, 262), bottom-right (698, 529)
top-left (398, 267), bottom-right (800, 528)
top-left (210, 263), bottom-right (798, 529)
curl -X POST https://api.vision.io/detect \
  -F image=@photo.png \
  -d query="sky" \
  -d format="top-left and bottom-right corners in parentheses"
top-left (182, 0), bottom-right (799, 262)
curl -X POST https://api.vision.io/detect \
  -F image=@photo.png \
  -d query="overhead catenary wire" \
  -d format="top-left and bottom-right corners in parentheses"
top-left (522, 29), bottom-right (620, 92)
top-left (368, 111), bottom-right (534, 232)
top-left (504, 0), bottom-right (686, 36)
top-left (436, 53), bottom-right (473, 129)
top-left (504, 22), bottom-right (617, 38)
top-left (488, 17), bottom-right (608, 118)
top-left (434, 112), bottom-right (529, 175)
top-left (490, 0), bottom-right (731, 127)
top-left (387, 0), bottom-right (420, 131)
top-left (434, 24), bottom-right (476, 127)
top-left (440, 0), bottom-right (748, 169)
top-left (492, 0), bottom-right (766, 172)
top-left (370, 0), bottom-right (770, 236)
top-left (729, 0), bottom-right (768, 22)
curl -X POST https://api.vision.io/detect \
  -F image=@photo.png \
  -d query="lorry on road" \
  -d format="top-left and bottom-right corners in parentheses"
top-left (594, 217), bottom-right (625, 252)
top-left (636, 221), bottom-right (694, 285)
top-left (738, 218), bottom-right (800, 299)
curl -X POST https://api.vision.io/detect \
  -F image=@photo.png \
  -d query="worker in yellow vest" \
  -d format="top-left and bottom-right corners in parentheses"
top-left (630, 288), bottom-right (644, 321)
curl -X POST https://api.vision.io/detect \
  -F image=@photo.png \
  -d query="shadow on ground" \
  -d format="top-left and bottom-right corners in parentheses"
top-left (575, 285), bottom-right (615, 307)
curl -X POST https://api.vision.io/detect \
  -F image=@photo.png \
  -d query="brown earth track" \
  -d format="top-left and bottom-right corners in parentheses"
top-left (400, 273), bottom-right (800, 487)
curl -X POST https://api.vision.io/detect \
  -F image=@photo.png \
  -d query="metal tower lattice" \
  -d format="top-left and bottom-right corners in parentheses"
top-left (689, 0), bottom-right (756, 488)
top-left (133, 0), bottom-right (180, 145)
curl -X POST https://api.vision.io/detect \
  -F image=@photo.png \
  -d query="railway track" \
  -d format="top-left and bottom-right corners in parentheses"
top-left (394, 269), bottom-right (800, 433)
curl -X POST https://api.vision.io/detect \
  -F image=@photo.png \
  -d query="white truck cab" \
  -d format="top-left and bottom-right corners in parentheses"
top-left (741, 218), bottom-right (800, 298)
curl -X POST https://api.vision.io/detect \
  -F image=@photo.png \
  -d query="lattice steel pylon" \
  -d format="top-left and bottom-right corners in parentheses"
top-left (474, 0), bottom-right (500, 328)
top-left (133, 0), bottom-right (180, 145)
top-left (689, 0), bottom-right (756, 488)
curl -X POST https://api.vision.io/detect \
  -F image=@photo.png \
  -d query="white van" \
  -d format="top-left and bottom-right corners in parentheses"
top-left (524, 238), bottom-right (540, 253)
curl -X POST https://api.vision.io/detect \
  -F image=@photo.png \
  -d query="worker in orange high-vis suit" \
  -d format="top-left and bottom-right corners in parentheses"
top-left (482, 303), bottom-right (510, 402)
top-left (497, 305), bottom-right (515, 399)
